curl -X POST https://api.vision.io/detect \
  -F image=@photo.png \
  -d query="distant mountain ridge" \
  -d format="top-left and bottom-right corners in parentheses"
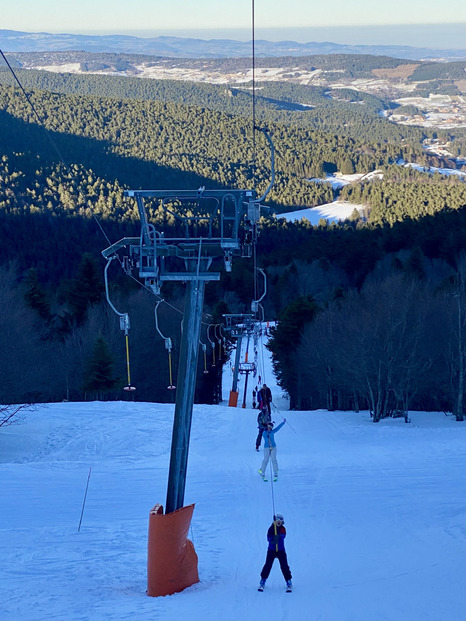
top-left (1, 29), bottom-right (465, 61)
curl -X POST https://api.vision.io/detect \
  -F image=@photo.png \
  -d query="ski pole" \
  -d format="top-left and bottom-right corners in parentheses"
top-left (78, 467), bottom-right (92, 532)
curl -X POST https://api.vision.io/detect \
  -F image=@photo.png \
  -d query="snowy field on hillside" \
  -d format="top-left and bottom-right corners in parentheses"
top-left (277, 173), bottom-right (368, 224)
top-left (0, 338), bottom-right (465, 621)
top-left (277, 163), bottom-right (466, 224)
top-left (277, 200), bottom-right (361, 224)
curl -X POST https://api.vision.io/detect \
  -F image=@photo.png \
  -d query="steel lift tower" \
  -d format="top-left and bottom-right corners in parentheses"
top-left (102, 186), bottom-right (264, 512)
top-left (102, 128), bottom-right (274, 517)
top-left (101, 127), bottom-right (274, 596)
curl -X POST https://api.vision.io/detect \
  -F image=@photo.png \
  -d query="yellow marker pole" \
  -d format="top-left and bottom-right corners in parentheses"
top-left (125, 334), bottom-right (131, 386)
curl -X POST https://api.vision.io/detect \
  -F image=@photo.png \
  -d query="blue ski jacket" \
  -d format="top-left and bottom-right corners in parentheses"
top-left (262, 421), bottom-right (285, 448)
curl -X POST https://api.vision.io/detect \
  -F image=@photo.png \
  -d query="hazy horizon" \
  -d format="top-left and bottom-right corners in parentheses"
top-left (6, 23), bottom-right (466, 50)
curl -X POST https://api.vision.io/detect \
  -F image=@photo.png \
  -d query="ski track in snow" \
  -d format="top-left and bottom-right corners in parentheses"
top-left (0, 338), bottom-right (465, 621)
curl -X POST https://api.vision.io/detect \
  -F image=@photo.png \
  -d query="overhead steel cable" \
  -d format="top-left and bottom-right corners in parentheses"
top-left (251, 0), bottom-right (256, 188)
top-left (0, 49), bottom-right (69, 167)
top-left (251, 0), bottom-right (259, 311)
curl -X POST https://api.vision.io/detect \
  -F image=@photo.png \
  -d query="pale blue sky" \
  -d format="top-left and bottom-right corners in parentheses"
top-left (3, 0), bottom-right (466, 33)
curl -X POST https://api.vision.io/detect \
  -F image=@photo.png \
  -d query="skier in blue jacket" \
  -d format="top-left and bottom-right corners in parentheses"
top-left (258, 513), bottom-right (292, 591)
top-left (258, 419), bottom-right (286, 481)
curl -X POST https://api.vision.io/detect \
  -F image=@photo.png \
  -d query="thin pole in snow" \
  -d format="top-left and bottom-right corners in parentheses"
top-left (78, 467), bottom-right (92, 532)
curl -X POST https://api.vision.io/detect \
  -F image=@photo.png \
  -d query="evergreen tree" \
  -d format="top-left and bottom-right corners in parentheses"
top-left (405, 246), bottom-right (426, 280)
top-left (65, 253), bottom-right (103, 324)
top-left (82, 336), bottom-right (119, 399)
top-left (267, 295), bottom-right (319, 408)
top-left (23, 268), bottom-right (51, 320)
top-left (339, 155), bottom-right (355, 175)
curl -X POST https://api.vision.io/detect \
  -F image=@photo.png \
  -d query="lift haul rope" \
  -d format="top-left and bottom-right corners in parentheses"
top-left (248, 0), bottom-right (282, 523)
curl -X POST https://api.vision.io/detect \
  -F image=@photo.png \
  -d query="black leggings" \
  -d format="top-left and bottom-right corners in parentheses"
top-left (260, 549), bottom-right (292, 581)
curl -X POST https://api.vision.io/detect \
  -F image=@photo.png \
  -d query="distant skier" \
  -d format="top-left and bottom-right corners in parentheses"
top-left (256, 386), bottom-right (263, 411)
top-left (255, 406), bottom-right (271, 451)
top-left (259, 383), bottom-right (272, 415)
top-left (258, 419), bottom-right (286, 481)
top-left (258, 513), bottom-right (292, 592)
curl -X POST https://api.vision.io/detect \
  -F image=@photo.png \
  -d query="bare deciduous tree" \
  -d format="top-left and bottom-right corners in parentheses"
top-left (0, 403), bottom-right (31, 427)
top-left (298, 272), bottom-right (434, 420)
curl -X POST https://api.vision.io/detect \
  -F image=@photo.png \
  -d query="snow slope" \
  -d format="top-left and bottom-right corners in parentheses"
top-left (277, 200), bottom-right (361, 225)
top-left (0, 343), bottom-right (465, 621)
top-left (277, 164), bottom-right (466, 225)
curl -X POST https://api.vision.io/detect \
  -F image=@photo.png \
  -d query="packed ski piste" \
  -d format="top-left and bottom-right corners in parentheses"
top-left (0, 328), bottom-right (465, 621)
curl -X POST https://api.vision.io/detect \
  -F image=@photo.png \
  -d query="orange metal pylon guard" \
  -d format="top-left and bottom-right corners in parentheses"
top-left (147, 503), bottom-right (199, 597)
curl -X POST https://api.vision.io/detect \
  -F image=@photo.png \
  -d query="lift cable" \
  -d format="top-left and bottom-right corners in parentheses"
top-left (251, 0), bottom-right (256, 187)
top-left (0, 50), bottom-right (68, 166)
top-left (251, 0), bottom-right (259, 309)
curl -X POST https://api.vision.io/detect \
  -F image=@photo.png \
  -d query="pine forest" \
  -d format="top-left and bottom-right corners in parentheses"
top-left (0, 55), bottom-right (464, 420)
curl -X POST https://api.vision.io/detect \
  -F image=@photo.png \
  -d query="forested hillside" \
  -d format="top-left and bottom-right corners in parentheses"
top-left (2, 65), bottom-right (463, 145)
top-left (0, 62), bottom-right (464, 418)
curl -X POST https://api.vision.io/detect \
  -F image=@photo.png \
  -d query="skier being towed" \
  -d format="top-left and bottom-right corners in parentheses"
top-left (258, 513), bottom-right (292, 591)
top-left (258, 418), bottom-right (286, 482)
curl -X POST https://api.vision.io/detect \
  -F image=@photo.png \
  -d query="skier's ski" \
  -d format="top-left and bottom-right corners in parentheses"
top-left (258, 583), bottom-right (291, 592)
